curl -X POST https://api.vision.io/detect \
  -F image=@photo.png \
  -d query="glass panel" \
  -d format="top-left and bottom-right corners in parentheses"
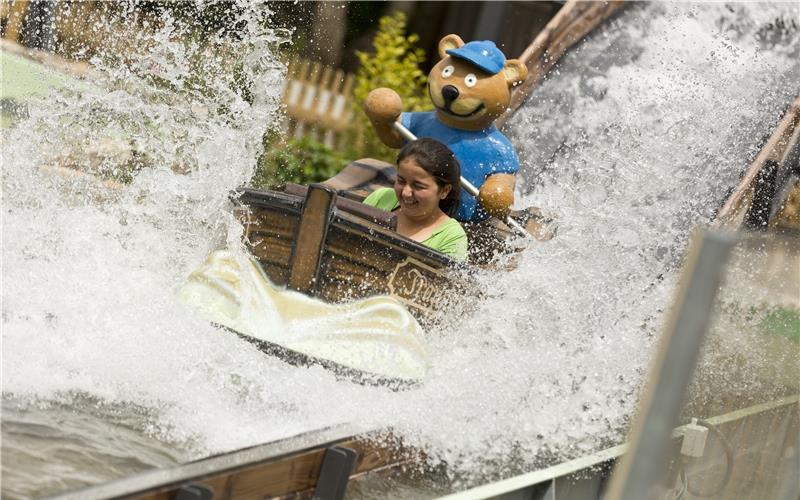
top-left (673, 233), bottom-right (799, 500)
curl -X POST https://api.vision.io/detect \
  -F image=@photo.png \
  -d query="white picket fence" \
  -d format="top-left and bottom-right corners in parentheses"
top-left (282, 58), bottom-right (355, 149)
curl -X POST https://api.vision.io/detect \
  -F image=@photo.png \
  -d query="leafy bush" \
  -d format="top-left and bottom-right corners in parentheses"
top-left (350, 11), bottom-right (430, 161)
top-left (250, 11), bottom-right (430, 189)
top-left (252, 134), bottom-right (348, 188)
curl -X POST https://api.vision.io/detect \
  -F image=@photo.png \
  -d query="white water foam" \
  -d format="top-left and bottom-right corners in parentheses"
top-left (2, 1), bottom-right (799, 494)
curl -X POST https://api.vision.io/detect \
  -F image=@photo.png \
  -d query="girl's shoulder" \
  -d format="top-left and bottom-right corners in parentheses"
top-left (363, 188), bottom-right (399, 211)
top-left (435, 217), bottom-right (467, 237)
top-left (425, 217), bottom-right (468, 261)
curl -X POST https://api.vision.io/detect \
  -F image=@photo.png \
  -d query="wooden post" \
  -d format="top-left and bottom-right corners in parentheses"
top-left (288, 184), bottom-right (337, 294)
top-left (295, 61), bottom-right (322, 140)
top-left (284, 59), bottom-right (309, 139)
top-left (314, 65), bottom-right (334, 143)
top-left (3, 0), bottom-right (30, 42)
top-left (315, 70), bottom-right (354, 149)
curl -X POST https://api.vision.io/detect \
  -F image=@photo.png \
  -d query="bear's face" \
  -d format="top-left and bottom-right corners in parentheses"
top-left (428, 35), bottom-right (527, 131)
top-left (429, 57), bottom-right (510, 131)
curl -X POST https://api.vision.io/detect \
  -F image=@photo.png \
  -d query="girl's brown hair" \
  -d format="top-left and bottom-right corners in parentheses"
top-left (396, 138), bottom-right (461, 216)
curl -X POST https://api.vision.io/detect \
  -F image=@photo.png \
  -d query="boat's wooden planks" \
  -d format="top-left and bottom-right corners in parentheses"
top-left (241, 206), bottom-right (298, 238)
top-left (236, 188), bottom-right (304, 213)
top-left (317, 275), bottom-right (379, 305)
top-left (285, 182), bottom-right (398, 230)
top-left (260, 262), bottom-right (291, 286)
top-left (2, 3), bottom-right (31, 44)
top-left (322, 224), bottom-right (462, 314)
top-left (317, 243), bottom-right (440, 306)
top-left (333, 211), bottom-right (452, 268)
top-left (325, 226), bottom-right (417, 273)
top-left (234, 184), bottom-right (475, 324)
top-left (242, 216), bottom-right (296, 240)
top-left (238, 203), bottom-right (298, 271)
top-left (248, 232), bottom-right (293, 268)
top-left (319, 255), bottom-right (392, 296)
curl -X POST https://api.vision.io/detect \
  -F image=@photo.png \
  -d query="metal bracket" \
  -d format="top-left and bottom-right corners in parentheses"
top-left (314, 445), bottom-right (359, 500)
top-left (174, 482), bottom-right (214, 500)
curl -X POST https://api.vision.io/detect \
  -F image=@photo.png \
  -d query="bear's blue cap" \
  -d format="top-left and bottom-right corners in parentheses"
top-left (446, 40), bottom-right (506, 75)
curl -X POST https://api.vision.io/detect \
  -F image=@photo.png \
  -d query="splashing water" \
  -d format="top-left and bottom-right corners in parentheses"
top-left (2, 2), bottom-right (799, 497)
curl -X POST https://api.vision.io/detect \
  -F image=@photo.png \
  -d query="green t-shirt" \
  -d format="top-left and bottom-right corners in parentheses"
top-left (363, 188), bottom-right (468, 261)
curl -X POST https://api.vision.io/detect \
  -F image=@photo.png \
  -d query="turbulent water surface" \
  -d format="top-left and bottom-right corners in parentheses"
top-left (2, 2), bottom-right (799, 498)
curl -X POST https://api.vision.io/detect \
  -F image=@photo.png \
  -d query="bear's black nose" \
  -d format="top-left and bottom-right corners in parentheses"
top-left (441, 85), bottom-right (460, 104)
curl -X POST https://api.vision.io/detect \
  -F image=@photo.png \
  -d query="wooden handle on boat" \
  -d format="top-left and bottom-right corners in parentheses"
top-left (392, 121), bottom-right (532, 239)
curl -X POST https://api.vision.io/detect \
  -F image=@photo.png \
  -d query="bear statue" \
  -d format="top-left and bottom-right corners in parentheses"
top-left (363, 34), bottom-right (528, 223)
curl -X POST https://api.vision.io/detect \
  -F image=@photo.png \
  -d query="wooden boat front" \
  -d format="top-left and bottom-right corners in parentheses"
top-left (233, 184), bottom-right (473, 322)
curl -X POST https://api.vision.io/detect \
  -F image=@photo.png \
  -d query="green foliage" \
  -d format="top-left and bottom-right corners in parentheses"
top-left (253, 135), bottom-right (347, 189)
top-left (351, 11), bottom-right (430, 161)
top-left (761, 307), bottom-right (800, 343)
top-left (250, 10), bottom-right (431, 188)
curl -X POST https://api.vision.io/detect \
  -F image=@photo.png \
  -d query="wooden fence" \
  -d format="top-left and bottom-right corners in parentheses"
top-left (282, 58), bottom-right (355, 149)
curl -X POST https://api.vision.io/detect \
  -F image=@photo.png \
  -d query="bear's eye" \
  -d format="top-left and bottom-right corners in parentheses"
top-left (464, 74), bottom-right (478, 87)
top-left (441, 65), bottom-right (454, 78)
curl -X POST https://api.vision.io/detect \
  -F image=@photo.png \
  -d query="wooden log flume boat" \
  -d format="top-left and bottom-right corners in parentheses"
top-left (181, 159), bottom-right (486, 385)
top-left (177, 159), bottom-right (553, 385)
top-left (228, 154), bottom-right (555, 319)
top-left (232, 177), bottom-right (475, 325)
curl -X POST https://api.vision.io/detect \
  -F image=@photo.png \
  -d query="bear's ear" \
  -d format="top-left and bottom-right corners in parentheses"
top-left (438, 34), bottom-right (464, 59)
top-left (503, 59), bottom-right (528, 87)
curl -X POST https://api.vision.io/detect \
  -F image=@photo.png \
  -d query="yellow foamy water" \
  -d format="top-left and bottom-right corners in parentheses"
top-left (178, 250), bottom-right (429, 382)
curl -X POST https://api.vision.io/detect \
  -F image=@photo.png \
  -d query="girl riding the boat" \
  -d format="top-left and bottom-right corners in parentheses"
top-left (363, 138), bottom-right (468, 261)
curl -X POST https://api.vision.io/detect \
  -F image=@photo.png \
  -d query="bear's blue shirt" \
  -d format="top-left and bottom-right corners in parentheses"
top-left (401, 111), bottom-right (519, 222)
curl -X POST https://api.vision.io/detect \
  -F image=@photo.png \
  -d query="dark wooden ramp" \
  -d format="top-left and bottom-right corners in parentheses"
top-left (46, 424), bottom-right (409, 500)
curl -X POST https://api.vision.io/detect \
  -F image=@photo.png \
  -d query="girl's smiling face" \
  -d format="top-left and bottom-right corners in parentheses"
top-left (395, 156), bottom-right (452, 220)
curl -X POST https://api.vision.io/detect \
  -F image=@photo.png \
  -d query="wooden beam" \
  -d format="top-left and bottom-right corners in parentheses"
top-left (284, 183), bottom-right (397, 230)
top-left (497, 0), bottom-right (626, 128)
top-left (47, 425), bottom-right (412, 500)
top-left (716, 94), bottom-right (800, 227)
top-left (288, 184), bottom-right (337, 293)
